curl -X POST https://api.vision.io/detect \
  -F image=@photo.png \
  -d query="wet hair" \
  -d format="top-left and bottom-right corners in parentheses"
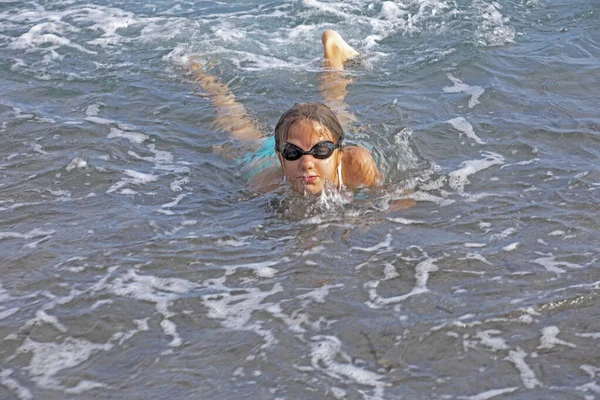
top-left (274, 102), bottom-right (344, 151)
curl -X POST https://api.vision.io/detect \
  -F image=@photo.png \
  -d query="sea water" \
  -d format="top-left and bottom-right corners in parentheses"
top-left (1, 0), bottom-right (599, 399)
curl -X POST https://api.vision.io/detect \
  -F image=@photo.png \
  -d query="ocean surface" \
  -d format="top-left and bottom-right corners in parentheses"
top-left (1, 0), bottom-right (599, 399)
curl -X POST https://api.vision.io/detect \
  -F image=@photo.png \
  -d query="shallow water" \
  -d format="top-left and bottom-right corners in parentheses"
top-left (1, 0), bottom-right (599, 399)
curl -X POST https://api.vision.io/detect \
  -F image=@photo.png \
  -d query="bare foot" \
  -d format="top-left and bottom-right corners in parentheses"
top-left (322, 30), bottom-right (359, 70)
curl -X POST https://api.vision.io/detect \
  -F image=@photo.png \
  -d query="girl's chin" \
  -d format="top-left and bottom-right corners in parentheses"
top-left (290, 181), bottom-right (323, 195)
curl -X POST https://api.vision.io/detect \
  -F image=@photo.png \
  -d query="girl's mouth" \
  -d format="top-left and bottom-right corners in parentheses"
top-left (298, 175), bottom-right (317, 184)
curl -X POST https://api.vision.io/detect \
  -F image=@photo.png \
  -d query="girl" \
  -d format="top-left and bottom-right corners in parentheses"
top-left (190, 30), bottom-right (380, 195)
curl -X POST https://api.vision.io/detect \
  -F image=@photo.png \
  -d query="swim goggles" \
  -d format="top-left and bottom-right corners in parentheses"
top-left (278, 141), bottom-right (341, 161)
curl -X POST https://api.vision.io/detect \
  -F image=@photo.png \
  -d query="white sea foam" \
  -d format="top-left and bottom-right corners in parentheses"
top-left (475, 330), bottom-right (509, 352)
top-left (460, 252), bottom-right (492, 265)
top-left (367, 255), bottom-right (439, 306)
top-left (444, 74), bottom-right (485, 108)
top-left (448, 152), bottom-right (505, 193)
top-left (297, 284), bottom-right (344, 304)
top-left (576, 332), bottom-right (600, 340)
top-left (581, 365), bottom-right (600, 378)
top-left (107, 127), bottom-right (149, 144)
top-left (407, 190), bottom-right (455, 206)
top-left (473, 0), bottom-right (516, 46)
top-left (170, 177), bottom-right (190, 192)
top-left (387, 217), bottom-right (424, 224)
top-left (16, 337), bottom-right (110, 393)
top-left (21, 310), bottom-right (68, 333)
top-left (505, 347), bottom-right (542, 389)
top-left (85, 116), bottom-right (115, 125)
top-left (160, 194), bottom-right (186, 209)
top-left (98, 269), bottom-right (197, 347)
top-left (503, 242), bottom-right (519, 251)
top-left (0, 369), bottom-right (33, 400)
top-left (458, 387), bottom-right (519, 400)
top-left (0, 228), bottom-right (55, 241)
top-left (66, 157), bottom-right (87, 171)
top-left (351, 233), bottom-right (393, 253)
top-left (106, 169), bottom-right (158, 194)
top-left (225, 258), bottom-right (288, 278)
top-left (491, 228), bottom-right (516, 240)
top-left (215, 238), bottom-right (249, 247)
top-left (382, 262), bottom-right (400, 280)
top-left (86, 104), bottom-right (102, 117)
top-left (532, 254), bottom-right (583, 274)
top-left (202, 280), bottom-right (283, 348)
top-left (0, 307), bottom-right (19, 321)
top-left (447, 117), bottom-right (486, 144)
top-left (577, 381), bottom-right (600, 397)
top-left (310, 335), bottom-right (388, 399)
top-left (111, 318), bottom-right (150, 346)
top-left (31, 143), bottom-right (48, 155)
top-left (331, 386), bottom-right (347, 399)
top-left (9, 21), bottom-right (96, 56)
top-left (537, 326), bottom-right (576, 349)
top-left (464, 243), bottom-right (486, 248)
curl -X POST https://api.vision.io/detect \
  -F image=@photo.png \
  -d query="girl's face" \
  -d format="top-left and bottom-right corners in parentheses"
top-left (278, 120), bottom-right (340, 195)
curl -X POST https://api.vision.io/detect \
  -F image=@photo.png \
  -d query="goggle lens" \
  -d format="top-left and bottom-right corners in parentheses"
top-left (279, 141), bottom-right (340, 161)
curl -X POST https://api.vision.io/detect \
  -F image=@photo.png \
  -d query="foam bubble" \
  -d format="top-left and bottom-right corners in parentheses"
top-left (0, 228), bottom-right (56, 241)
top-left (444, 74), bottom-right (485, 108)
top-left (351, 233), bottom-right (393, 253)
top-left (407, 190), bottom-right (455, 206)
top-left (576, 333), bottom-right (600, 340)
top-left (106, 169), bottom-right (159, 194)
top-left (160, 194), bottom-right (186, 209)
top-left (581, 365), bottom-right (600, 378)
top-left (97, 269), bottom-right (197, 347)
top-left (85, 104), bottom-right (102, 117)
top-left (107, 127), bottom-right (149, 144)
top-left (310, 335), bottom-right (387, 398)
top-left (66, 157), bottom-right (87, 171)
top-left (464, 243), bottom-right (486, 248)
top-left (491, 228), bottom-right (516, 240)
top-left (447, 117), bottom-right (485, 144)
top-left (382, 262), bottom-right (399, 280)
top-left (0, 369), bottom-right (33, 400)
top-left (215, 238), bottom-right (249, 247)
top-left (367, 255), bottom-right (439, 306)
top-left (537, 326), bottom-right (576, 349)
top-left (505, 347), bottom-right (542, 389)
top-left (0, 307), bottom-right (19, 321)
top-left (503, 242), bottom-right (519, 251)
top-left (458, 387), bottom-right (519, 400)
top-left (16, 337), bottom-right (110, 393)
top-left (297, 284), bottom-right (343, 303)
top-left (474, 0), bottom-right (516, 46)
top-left (387, 217), bottom-right (424, 224)
top-left (85, 116), bottom-right (115, 125)
top-left (225, 258), bottom-right (288, 278)
top-left (448, 152), bottom-right (504, 193)
top-left (460, 252), bottom-right (492, 265)
top-left (533, 254), bottom-right (583, 274)
top-left (475, 330), bottom-right (509, 352)
top-left (202, 281), bottom-right (283, 348)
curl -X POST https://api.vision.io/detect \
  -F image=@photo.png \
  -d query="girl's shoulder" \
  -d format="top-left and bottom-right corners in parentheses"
top-left (341, 146), bottom-right (380, 187)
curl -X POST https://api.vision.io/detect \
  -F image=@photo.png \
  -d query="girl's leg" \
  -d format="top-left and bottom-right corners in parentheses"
top-left (319, 30), bottom-right (359, 127)
top-left (189, 61), bottom-right (262, 141)
top-left (322, 30), bottom-right (359, 70)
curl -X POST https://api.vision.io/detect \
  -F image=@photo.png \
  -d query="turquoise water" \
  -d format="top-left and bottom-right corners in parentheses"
top-left (1, 1), bottom-right (599, 399)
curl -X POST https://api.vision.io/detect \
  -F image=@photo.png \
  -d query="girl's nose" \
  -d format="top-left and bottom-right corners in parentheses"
top-left (299, 154), bottom-right (315, 169)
